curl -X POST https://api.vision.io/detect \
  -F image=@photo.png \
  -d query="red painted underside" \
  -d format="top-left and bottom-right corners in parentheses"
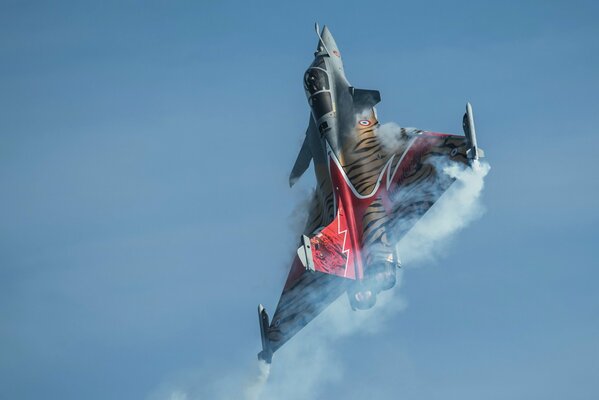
top-left (283, 134), bottom-right (448, 290)
top-left (310, 199), bottom-right (356, 279)
top-left (313, 136), bottom-right (438, 280)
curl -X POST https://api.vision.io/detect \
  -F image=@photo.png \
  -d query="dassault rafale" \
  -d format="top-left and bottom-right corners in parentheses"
top-left (258, 24), bottom-right (484, 363)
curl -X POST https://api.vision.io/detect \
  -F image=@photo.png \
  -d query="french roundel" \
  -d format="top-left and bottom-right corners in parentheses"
top-left (359, 120), bottom-right (371, 126)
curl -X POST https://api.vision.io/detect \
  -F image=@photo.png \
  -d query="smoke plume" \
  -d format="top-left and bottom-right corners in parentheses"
top-left (398, 159), bottom-right (490, 264)
top-left (149, 123), bottom-right (490, 400)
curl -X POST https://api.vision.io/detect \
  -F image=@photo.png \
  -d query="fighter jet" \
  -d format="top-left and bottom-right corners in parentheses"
top-left (258, 24), bottom-right (484, 364)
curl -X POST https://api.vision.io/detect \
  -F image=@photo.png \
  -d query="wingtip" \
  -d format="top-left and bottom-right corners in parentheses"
top-left (257, 304), bottom-right (272, 363)
top-left (258, 349), bottom-right (273, 364)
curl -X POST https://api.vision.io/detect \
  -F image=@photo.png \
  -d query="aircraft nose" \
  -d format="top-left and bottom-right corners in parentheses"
top-left (321, 25), bottom-right (332, 38)
top-left (320, 25), bottom-right (339, 54)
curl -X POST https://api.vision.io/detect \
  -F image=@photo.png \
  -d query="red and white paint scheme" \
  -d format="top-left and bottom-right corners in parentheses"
top-left (257, 24), bottom-right (484, 364)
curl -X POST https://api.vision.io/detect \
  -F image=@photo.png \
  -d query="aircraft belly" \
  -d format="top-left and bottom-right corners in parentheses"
top-left (267, 269), bottom-right (348, 353)
top-left (257, 25), bottom-right (485, 364)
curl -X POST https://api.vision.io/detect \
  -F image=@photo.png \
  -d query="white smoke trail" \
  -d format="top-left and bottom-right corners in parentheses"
top-left (255, 127), bottom-right (491, 399)
top-left (166, 391), bottom-right (187, 400)
top-left (376, 121), bottom-right (491, 263)
top-left (398, 159), bottom-right (490, 265)
top-left (147, 360), bottom-right (271, 400)
top-left (243, 360), bottom-right (271, 400)
top-left (149, 125), bottom-right (490, 400)
top-left (376, 121), bottom-right (404, 151)
top-left (375, 121), bottom-right (423, 152)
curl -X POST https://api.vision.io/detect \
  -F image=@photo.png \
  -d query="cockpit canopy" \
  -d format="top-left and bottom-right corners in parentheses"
top-left (303, 68), bottom-right (329, 95)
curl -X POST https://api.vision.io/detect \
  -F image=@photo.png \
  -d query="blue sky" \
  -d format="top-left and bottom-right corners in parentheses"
top-left (1, 1), bottom-right (598, 399)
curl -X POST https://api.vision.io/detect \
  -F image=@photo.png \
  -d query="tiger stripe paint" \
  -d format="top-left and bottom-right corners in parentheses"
top-left (258, 24), bottom-right (482, 362)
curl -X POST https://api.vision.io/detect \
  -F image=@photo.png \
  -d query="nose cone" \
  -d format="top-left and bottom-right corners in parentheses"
top-left (316, 25), bottom-right (341, 58)
top-left (321, 26), bottom-right (340, 55)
